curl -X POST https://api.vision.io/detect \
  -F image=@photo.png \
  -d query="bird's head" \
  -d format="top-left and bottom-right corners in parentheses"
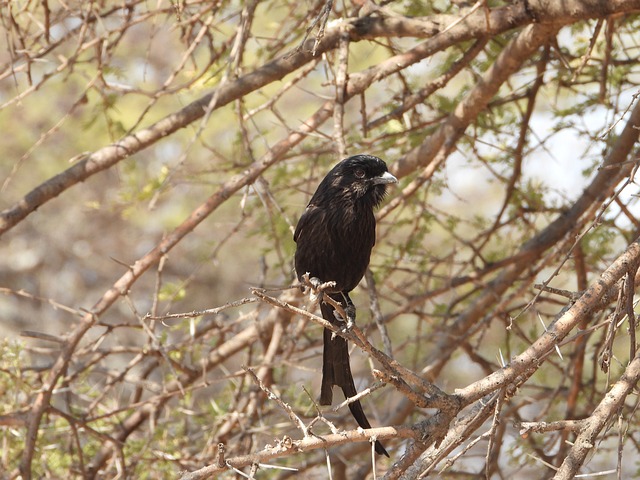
top-left (322, 154), bottom-right (397, 207)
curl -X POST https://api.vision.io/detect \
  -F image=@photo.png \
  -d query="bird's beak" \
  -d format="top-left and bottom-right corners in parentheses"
top-left (372, 171), bottom-right (398, 185)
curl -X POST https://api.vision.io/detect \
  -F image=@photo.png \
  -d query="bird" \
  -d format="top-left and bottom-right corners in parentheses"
top-left (293, 154), bottom-right (397, 456)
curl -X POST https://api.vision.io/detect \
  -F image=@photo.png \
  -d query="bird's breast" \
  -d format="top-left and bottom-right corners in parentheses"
top-left (295, 205), bottom-right (375, 292)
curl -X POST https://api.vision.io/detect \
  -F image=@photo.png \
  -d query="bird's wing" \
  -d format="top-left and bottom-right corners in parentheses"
top-left (293, 204), bottom-right (320, 243)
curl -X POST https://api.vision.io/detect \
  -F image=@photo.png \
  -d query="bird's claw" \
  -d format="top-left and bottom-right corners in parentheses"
top-left (305, 274), bottom-right (323, 290)
top-left (333, 304), bottom-right (355, 329)
top-left (301, 273), bottom-right (336, 304)
top-left (301, 273), bottom-right (336, 297)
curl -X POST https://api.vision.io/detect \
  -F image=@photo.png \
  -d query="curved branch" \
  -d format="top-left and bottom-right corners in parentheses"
top-left (4, 0), bottom-right (640, 236)
top-left (18, 103), bottom-right (333, 478)
top-left (459, 239), bottom-right (640, 405)
top-left (553, 352), bottom-right (640, 479)
top-left (422, 96), bottom-right (640, 379)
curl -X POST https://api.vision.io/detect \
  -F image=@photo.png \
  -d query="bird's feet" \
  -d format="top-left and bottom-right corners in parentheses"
top-left (333, 303), bottom-right (355, 330)
top-left (300, 273), bottom-right (336, 304)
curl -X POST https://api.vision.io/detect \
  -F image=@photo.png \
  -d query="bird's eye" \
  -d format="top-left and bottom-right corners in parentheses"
top-left (354, 168), bottom-right (365, 178)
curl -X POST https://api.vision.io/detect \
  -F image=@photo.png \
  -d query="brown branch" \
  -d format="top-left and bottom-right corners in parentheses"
top-left (18, 103), bottom-right (331, 477)
top-left (333, 26), bottom-right (349, 158)
top-left (366, 37), bottom-right (488, 130)
top-left (244, 365), bottom-right (308, 436)
top-left (381, 23), bottom-right (560, 214)
top-left (477, 42), bottom-right (550, 252)
top-left (457, 239), bottom-right (640, 405)
top-left (4, 0), bottom-right (640, 236)
top-left (82, 293), bottom-right (294, 477)
top-left (554, 352), bottom-right (640, 479)
top-left (17, 15), bottom-right (495, 473)
top-left (180, 425), bottom-right (413, 479)
top-left (519, 419), bottom-right (583, 436)
top-left (421, 93), bottom-right (640, 380)
top-left (392, 392), bottom-right (499, 479)
top-left (252, 287), bottom-right (455, 411)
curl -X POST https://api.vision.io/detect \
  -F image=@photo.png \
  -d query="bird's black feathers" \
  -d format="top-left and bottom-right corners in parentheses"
top-left (294, 154), bottom-right (396, 457)
top-left (294, 154), bottom-right (396, 294)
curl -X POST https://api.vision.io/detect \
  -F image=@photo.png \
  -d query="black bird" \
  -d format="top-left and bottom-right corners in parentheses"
top-left (293, 154), bottom-right (397, 456)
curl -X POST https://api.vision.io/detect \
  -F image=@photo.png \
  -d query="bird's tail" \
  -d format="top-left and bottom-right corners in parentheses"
top-left (319, 299), bottom-right (388, 457)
